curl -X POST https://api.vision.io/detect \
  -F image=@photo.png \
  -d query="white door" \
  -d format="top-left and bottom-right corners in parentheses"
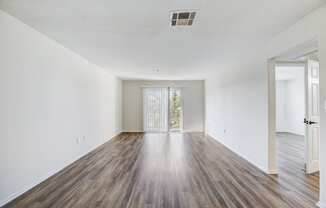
top-left (304, 59), bottom-right (320, 174)
top-left (143, 87), bottom-right (168, 132)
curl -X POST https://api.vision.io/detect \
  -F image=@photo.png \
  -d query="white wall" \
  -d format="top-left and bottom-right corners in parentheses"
top-left (122, 80), bottom-right (205, 132)
top-left (206, 5), bottom-right (326, 206)
top-left (0, 10), bottom-right (122, 206)
top-left (276, 67), bottom-right (305, 135)
top-left (276, 81), bottom-right (287, 132)
top-left (206, 70), bottom-right (269, 171)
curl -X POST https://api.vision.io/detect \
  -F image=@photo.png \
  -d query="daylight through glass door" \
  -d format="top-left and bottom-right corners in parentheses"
top-left (169, 88), bottom-right (183, 132)
top-left (143, 87), bottom-right (183, 132)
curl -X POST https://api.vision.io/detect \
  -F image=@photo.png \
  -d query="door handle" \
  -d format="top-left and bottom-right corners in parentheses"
top-left (304, 119), bottom-right (318, 125)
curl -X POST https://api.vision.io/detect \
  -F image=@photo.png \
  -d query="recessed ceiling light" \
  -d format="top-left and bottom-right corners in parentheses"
top-left (170, 11), bottom-right (196, 27)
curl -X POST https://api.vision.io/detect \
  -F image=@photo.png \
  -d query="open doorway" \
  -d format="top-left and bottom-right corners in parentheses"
top-left (273, 51), bottom-right (320, 175)
top-left (275, 64), bottom-right (307, 174)
top-left (268, 40), bottom-right (320, 205)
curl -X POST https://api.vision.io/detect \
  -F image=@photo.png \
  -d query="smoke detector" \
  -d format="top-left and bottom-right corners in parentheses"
top-left (170, 11), bottom-right (196, 26)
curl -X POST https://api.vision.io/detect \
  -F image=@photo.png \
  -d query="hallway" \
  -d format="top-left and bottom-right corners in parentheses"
top-left (4, 133), bottom-right (319, 208)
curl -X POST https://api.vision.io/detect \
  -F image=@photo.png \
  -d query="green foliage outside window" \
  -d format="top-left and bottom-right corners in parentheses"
top-left (170, 90), bottom-right (182, 129)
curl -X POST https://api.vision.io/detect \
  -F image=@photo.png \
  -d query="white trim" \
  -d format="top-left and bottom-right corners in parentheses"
top-left (207, 134), bottom-right (270, 174)
top-left (317, 201), bottom-right (326, 208)
top-left (0, 132), bottom-right (122, 207)
top-left (0, 172), bottom-right (55, 207)
top-left (275, 61), bottom-right (306, 66)
top-left (276, 131), bottom-right (305, 137)
top-left (267, 58), bottom-right (278, 174)
top-left (266, 169), bottom-right (278, 175)
top-left (183, 131), bottom-right (203, 133)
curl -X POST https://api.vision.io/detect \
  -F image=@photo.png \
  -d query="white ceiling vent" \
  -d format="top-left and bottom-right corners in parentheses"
top-left (170, 11), bottom-right (196, 26)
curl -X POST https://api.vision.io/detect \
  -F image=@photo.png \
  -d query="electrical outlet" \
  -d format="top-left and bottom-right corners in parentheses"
top-left (223, 129), bottom-right (227, 133)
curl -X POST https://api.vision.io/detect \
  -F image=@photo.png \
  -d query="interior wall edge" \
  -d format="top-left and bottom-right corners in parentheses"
top-left (0, 9), bottom-right (115, 77)
top-left (0, 10), bottom-right (123, 204)
top-left (206, 133), bottom-right (269, 174)
top-left (0, 131), bottom-right (122, 207)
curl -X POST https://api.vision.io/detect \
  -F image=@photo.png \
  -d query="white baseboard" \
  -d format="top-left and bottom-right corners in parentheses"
top-left (0, 172), bottom-right (54, 207)
top-left (0, 131), bottom-right (121, 207)
top-left (206, 133), bottom-right (269, 174)
top-left (266, 169), bottom-right (278, 175)
top-left (122, 130), bottom-right (144, 133)
top-left (121, 131), bottom-right (204, 133)
top-left (317, 201), bottom-right (326, 208)
top-left (276, 131), bottom-right (304, 137)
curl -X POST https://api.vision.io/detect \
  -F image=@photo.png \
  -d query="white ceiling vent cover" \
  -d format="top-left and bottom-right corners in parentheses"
top-left (170, 11), bottom-right (196, 26)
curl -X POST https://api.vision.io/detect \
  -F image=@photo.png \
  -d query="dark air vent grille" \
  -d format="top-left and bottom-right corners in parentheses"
top-left (171, 11), bottom-right (196, 26)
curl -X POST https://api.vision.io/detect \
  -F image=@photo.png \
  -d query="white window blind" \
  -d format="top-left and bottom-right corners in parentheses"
top-left (143, 87), bottom-right (168, 132)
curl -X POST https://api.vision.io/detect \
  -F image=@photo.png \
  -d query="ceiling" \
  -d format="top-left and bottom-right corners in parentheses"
top-left (275, 39), bottom-right (320, 62)
top-left (0, 0), bottom-right (325, 80)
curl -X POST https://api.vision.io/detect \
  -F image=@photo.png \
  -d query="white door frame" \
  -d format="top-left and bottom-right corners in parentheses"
top-left (267, 58), bottom-right (278, 174)
top-left (267, 39), bottom-right (320, 175)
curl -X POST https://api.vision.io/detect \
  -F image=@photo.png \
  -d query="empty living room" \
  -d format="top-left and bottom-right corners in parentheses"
top-left (1, 0), bottom-right (326, 207)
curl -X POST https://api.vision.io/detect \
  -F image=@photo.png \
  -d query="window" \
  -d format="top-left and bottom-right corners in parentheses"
top-left (169, 88), bottom-right (183, 131)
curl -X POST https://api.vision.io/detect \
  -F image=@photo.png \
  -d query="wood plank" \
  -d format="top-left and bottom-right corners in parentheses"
top-left (3, 132), bottom-right (319, 208)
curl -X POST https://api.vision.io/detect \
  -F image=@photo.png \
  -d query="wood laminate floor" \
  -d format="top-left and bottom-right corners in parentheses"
top-left (4, 132), bottom-right (319, 208)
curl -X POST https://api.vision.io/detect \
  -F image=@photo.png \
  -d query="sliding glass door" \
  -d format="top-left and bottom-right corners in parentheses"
top-left (169, 88), bottom-right (183, 131)
top-left (143, 87), bottom-right (183, 132)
